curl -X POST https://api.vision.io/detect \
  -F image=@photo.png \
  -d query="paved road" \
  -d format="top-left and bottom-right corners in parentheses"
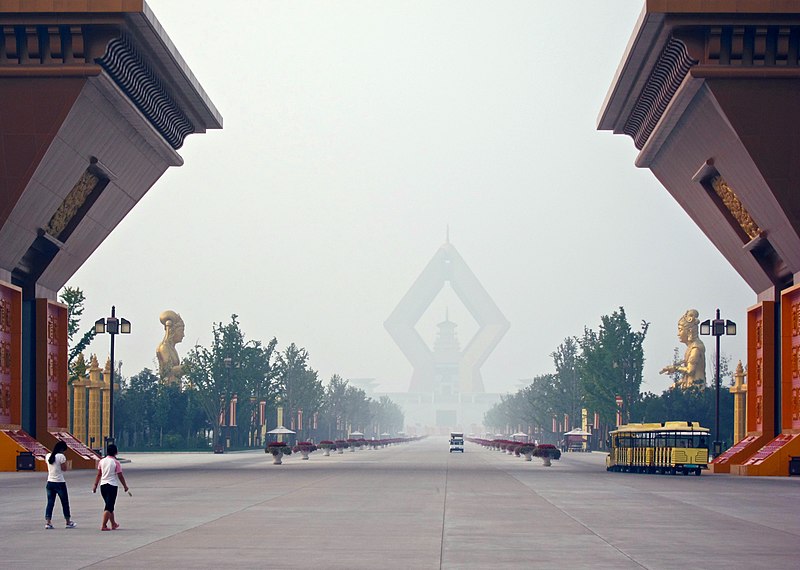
top-left (1, 437), bottom-right (799, 569)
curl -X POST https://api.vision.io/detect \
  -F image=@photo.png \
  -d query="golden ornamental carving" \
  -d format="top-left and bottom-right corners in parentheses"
top-left (756, 319), bottom-right (763, 350)
top-left (710, 176), bottom-right (761, 240)
top-left (47, 389), bottom-right (58, 420)
top-left (793, 346), bottom-right (799, 379)
top-left (0, 381), bottom-right (10, 416)
top-left (756, 358), bottom-right (762, 387)
top-left (47, 353), bottom-right (58, 381)
top-left (792, 303), bottom-right (800, 337)
top-left (0, 299), bottom-right (10, 333)
top-left (0, 340), bottom-right (10, 374)
top-left (44, 169), bottom-right (100, 240)
top-left (793, 388), bottom-right (799, 421)
top-left (756, 395), bottom-right (763, 425)
top-left (47, 315), bottom-right (58, 344)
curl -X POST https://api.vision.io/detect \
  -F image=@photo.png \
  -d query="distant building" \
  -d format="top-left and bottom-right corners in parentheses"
top-left (384, 238), bottom-right (509, 431)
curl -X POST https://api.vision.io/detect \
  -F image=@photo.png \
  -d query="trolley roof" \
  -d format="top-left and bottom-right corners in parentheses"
top-left (609, 421), bottom-right (709, 435)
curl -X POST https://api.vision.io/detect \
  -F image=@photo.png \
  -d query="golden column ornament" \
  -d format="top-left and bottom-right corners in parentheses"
top-left (581, 408), bottom-right (589, 452)
top-left (101, 357), bottom-right (112, 442)
top-left (70, 354), bottom-right (88, 443)
top-left (87, 355), bottom-right (102, 450)
top-left (276, 403), bottom-right (284, 443)
top-left (730, 361), bottom-right (747, 445)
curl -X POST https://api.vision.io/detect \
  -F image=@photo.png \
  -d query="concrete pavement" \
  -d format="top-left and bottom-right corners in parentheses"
top-left (1, 437), bottom-right (799, 569)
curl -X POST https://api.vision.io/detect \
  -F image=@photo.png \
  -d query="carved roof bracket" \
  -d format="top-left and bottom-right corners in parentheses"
top-left (622, 35), bottom-right (698, 151)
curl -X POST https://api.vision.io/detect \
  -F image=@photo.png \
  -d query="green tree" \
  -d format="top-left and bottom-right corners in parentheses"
top-left (183, 315), bottom-right (255, 447)
top-left (116, 368), bottom-right (211, 450)
top-left (321, 374), bottom-right (349, 439)
top-left (372, 396), bottom-right (404, 436)
top-left (238, 336), bottom-right (279, 446)
top-left (708, 350), bottom-right (733, 387)
top-left (551, 337), bottom-right (583, 429)
top-left (275, 343), bottom-right (324, 439)
top-left (666, 347), bottom-right (684, 386)
top-left (579, 307), bottom-right (649, 425)
top-left (115, 368), bottom-right (158, 448)
top-left (483, 375), bottom-right (559, 440)
top-left (59, 286), bottom-right (96, 383)
top-left (343, 385), bottom-right (372, 434)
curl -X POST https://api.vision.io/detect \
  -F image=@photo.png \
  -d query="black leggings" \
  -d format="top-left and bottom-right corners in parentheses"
top-left (100, 484), bottom-right (118, 512)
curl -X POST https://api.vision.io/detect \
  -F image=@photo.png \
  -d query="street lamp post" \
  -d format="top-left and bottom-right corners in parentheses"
top-left (94, 306), bottom-right (130, 454)
top-left (700, 309), bottom-right (736, 458)
top-left (223, 357), bottom-right (234, 449)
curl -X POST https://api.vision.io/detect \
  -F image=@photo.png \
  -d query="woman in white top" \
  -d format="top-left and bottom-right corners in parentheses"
top-left (92, 443), bottom-right (129, 531)
top-left (44, 441), bottom-right (77, 529)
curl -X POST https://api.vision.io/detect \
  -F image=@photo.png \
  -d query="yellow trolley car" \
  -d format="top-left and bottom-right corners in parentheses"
top-left (606, 422), bottom-right (709, 475)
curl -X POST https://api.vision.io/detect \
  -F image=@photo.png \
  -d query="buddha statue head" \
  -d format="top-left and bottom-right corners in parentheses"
top-left (159, 310), bottom-right (185, 345)
top-left (677, 309), bottom-right (700, 344)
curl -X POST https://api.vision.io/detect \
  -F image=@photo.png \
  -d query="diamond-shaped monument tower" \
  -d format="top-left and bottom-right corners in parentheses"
top-left (385, 239), bottom-right (510, 394)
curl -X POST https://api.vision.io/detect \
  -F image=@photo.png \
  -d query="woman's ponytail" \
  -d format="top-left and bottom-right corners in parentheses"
top-left (49, 441), bottom-right (67, 464)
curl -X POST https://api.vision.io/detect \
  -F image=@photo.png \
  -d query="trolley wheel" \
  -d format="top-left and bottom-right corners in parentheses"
top-left (694, 468), bottom-right (702, 476)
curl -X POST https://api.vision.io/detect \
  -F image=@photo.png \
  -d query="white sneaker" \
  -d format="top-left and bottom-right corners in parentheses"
top-left (65, 521), bottom-right (77, 529)
top-left (44, 523), bottom-right (53, 530)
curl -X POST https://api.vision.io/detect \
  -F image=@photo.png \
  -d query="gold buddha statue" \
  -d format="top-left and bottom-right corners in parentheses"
top-left (660, 309), bottom-right (707, 389)
top-left (156, 310), bottom-right (185, 386)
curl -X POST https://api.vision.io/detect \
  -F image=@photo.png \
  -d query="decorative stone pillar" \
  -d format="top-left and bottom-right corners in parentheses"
top-left (101, 357), bottom-right (112, 443)
top-left (87, 355), bottom-right (102, 450)
top-left (276, 405), bottom-right (284, 443)
top-left (70, 355), bottom-right (88, 444)
top-left (730, 361), bottom-right (747, 445)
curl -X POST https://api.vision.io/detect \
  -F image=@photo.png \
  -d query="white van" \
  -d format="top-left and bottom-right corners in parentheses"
top-left (449, 432), bottom-right (464, 453)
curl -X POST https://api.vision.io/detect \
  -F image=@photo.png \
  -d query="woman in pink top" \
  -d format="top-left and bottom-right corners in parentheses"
top-left (92, 443), bottom-right (129, 531)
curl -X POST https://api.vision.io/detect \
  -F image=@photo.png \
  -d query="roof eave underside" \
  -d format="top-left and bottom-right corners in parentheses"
top-left (597, 0), bottom-right (800, 132)
top-left (127, 2), bottom-right (222, 130)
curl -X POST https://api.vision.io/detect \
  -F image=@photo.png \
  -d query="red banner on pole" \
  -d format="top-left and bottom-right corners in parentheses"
top-left (230, 395), bottom-right (238, 427)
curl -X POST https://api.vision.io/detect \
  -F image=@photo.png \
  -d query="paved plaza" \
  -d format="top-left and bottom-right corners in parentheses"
top-left (1, 437), bottom-right (799, 569)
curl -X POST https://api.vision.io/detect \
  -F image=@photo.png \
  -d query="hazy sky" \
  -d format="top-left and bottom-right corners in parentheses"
top-left (70, 1), bottom-right (753, 396)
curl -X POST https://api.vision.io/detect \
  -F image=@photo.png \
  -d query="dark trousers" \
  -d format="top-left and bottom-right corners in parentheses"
top-left (45, 482), bottom-right (71, 520)
top-left (100, 483), bottom-right (118, 513)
